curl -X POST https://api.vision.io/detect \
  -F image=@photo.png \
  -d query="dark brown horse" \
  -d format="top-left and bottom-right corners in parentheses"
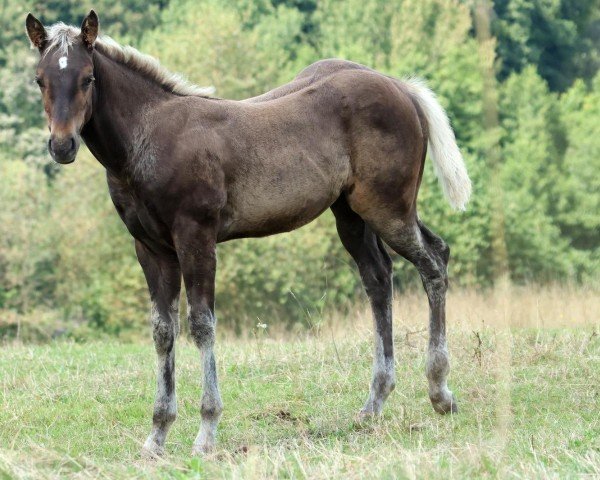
top-left (26, 11), bottom-right (471, 456)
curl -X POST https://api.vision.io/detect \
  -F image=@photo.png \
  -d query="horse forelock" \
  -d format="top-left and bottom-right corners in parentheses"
top-left (42, 23), bottom-right (80, 56)
top-left (41, 22), bottom-right (214, 97)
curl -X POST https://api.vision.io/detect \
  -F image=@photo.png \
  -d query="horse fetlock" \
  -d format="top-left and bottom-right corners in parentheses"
top-left (426, 347), bottom-right (456, 413)
top-left (191, 439), bottom-right (215, 456)
top-left (359, 395), bottom-right (384, 417)
top-left (142, 424), bottom-right (171, 458)
top-left (193, 416), bottom-right (220, 455)
top-left (373, 370), bottom-right (396, 398)
top-left (153, 407), bottom-right (177, 428)
top-left (426, 348), bottom-right (450, 380)
top-left (429, 388), bottom-right (458, 414)
top-left (201, 398), bottom-right (223, 421)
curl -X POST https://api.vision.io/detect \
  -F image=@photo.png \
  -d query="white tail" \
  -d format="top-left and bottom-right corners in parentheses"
top-left (404, 78), bottom-right (472, 211)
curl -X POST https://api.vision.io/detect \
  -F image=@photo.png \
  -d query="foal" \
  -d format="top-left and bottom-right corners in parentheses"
top-left (26, 11), bottom-right (471, 456)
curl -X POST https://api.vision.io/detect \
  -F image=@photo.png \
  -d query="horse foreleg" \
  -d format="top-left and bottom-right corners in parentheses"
top-left (172, 217), bottom-right (223, 455)
top-left (136, 241), bottom-right (182, 458)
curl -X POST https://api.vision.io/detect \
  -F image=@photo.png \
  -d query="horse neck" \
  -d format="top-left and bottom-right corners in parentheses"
top-left (81, 51), bottom-right (173, 175)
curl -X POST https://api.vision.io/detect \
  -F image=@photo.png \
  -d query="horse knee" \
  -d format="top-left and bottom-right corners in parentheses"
top-left (151, 305), bottom-right (176, 354)
top-left (364, 267), bottom-right (392, 296)
top-left (189, 309), bottom-right (216, 349)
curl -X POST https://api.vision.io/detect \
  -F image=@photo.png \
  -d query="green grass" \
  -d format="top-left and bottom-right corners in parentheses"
top-left (1, 326), bottom-right (599, 479)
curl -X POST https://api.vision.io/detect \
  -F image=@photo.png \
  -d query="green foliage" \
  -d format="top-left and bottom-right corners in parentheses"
top-left (48, 155), bottom-right (148, 335)
top-left (142, 0), bottom-right (308, 99)
top-left (499, 67), bottom-right (574, 280)
top-left (556, 76), bottom-right (600, 250)
top-left (216, 213), bottom-right (359, 331)
top-left (0, 0), bottom-right (598, 338)
top-left (0, 160), bottom-right (57, 312)
top-left (492, 0), bottom-right (600, 91)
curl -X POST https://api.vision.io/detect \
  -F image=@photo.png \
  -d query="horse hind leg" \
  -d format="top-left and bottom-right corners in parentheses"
top-left (331, 198), bottom-right (395, 417)
top-left (378, 218), bottom-right (457, 414)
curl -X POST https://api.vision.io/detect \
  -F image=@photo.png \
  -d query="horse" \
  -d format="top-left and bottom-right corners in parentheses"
top-left (26, 10), bottom-right (471, 457)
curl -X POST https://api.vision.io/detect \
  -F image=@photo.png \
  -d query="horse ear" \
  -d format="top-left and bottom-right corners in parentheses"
top-left (26, 13), bottom-right (47, 52)
top-left (80, 10), bottom-right (99, 49)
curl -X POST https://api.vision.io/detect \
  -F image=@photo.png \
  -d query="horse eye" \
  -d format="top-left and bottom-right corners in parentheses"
top-left (83, 76), bottom-right (95, 87)
top-left (34, 77), bottom-right (44, 88)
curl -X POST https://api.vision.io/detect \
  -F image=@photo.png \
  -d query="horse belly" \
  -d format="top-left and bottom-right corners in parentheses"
top-left (220, 153), bottom-right (350, 240)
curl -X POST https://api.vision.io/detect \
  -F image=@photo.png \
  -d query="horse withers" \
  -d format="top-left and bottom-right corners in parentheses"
top-left (26, 11), bottom-right (471, 457)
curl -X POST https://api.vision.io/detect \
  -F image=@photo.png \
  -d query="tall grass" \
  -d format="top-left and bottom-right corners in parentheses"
top-left (253, 283), bottom-right (600, 341)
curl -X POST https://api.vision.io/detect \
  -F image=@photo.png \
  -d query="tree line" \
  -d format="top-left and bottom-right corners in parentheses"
top-left (0, 0), bottom-right (598, 339)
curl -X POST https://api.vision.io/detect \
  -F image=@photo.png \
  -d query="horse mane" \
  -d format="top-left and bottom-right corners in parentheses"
top-left (42, 23), bottom-right (215, 97)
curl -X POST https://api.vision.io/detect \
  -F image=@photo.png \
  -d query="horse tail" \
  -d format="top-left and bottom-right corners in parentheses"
top-left (403, 78), bottom-right (472, 211)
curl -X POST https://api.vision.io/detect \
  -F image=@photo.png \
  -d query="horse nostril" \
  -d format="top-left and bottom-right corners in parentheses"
top-left (48, 136), bottom-right (76, 160)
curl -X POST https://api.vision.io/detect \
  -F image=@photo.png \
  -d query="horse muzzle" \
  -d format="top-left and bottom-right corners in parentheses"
top-left (48, 134), bottom-right (79, 164)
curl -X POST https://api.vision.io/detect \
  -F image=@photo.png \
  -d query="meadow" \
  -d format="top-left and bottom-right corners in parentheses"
top-left (1, 1), bottom-right (598, 478)
top-left (1, 285), bottom-right (598, 479)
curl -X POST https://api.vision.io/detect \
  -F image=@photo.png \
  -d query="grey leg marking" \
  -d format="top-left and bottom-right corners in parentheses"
top-left (384, 222), bottom-right (457, 414)
top-left (143, 301), bottom-right (179, 457)
top-left (136, 241), bottom-right (182, 458)
top-left (172, 220), bottom-right (222, 455)
top-left (419, 222), bottom-right (456, 414)
top-left (189, 309), bottom-right (223, 455)
top-left (423, 280), bottom-right (456, 414)
top-left (360, 263), bottom-right (395, 416)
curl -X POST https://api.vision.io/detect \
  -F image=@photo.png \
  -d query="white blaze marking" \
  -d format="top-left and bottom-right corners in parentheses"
top-left (58, 56), bottom-right (68, 69)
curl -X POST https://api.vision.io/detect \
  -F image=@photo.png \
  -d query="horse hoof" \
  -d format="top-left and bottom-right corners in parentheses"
top-left (356, 410), bottom-right (373, 422)
top-left (141, 438), bottom-right (165, 459)
top-left (356, 403), bottom-right (382, 423)
top-left (191, 443), bottom-right (214, 457)
top-left (430, 392), bottom-right (458, 415)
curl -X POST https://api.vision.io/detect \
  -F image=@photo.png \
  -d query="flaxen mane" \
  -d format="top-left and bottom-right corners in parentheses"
top-left (40, 23), bottom-right (214, 97)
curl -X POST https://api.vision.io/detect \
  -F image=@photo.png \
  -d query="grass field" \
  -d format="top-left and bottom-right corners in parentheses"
top-left (1, 286), bottom-right (599, 479)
